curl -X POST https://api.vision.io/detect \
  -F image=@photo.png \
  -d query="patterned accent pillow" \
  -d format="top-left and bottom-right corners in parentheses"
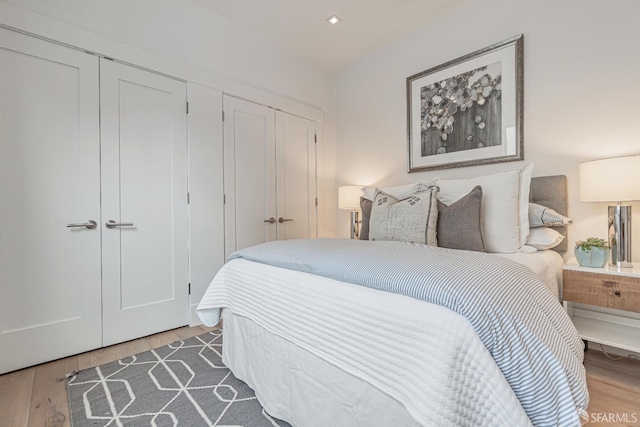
top-left (369, 188), bottom-right (438, 246)
top-left (361, 180), bottom-right (433, 201)
top-left (529, 202), bottom-right (572, 227)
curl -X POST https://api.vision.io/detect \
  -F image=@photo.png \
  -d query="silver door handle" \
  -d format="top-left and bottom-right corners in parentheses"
top-left (278, 217), bottom-right (293, 223)
top-left (67, 220), bottom-right (97, 229)
top-left (106, 220), bottom-right (134, 229)
top-left (264, 217), bottom-right (276, 224)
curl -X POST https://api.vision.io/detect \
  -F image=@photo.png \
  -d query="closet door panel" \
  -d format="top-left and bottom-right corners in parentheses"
top-left (0, 29), bottom-right (101, 373)
top-left (186, 83), bottom-right (224, 325)
top-left (223, 96), bottom-right (276, 257)
top-left (275, 111), bottom-right (317, 240)
top-left (100, 59), bottom-right (188, 346)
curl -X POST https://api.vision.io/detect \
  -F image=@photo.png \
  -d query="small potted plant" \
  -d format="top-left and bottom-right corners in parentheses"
top-left (575, 237), bottom-right (610, 268)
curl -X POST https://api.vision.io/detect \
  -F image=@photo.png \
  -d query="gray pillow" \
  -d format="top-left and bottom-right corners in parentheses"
top-left (359, 197), bottom-right (372, 240)
top-left (437, 185), bottom-right (485, 252)
top-left (369, 188), bottom-right (438, 246)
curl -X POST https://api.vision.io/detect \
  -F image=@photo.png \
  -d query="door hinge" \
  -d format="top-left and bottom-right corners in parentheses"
top-left (186, 102), bottom-right (189, 114)
top-left (223, 194), bottom-right (226, 204)
top-left (187, 192), bottom-right (190, 204)
top-left (315, 197), bottom-right (318, 206)
top-left (314, 134), bottom-right (317, 143)
top-left (188, 283), bottom-right (191, 295)
top-left (222, 110), bottom-right (225, 121)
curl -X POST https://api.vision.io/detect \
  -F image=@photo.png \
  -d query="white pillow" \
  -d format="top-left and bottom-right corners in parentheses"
top-left (362, 180), bottom-right (433, 201)
top-left (435, 163), bottom-right (534, 253)
top-left (526, 227), bottom-right (565, 250)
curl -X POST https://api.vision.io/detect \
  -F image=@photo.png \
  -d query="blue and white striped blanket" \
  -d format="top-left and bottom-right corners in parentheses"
top-left (229, 238), bottom-right (588, 426)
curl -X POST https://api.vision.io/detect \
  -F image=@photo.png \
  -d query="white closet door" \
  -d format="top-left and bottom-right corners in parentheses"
top-left (223, 96), bottom-right (276, 257)
top-left (0, 29), bottom-right (101, 373)
top-left (187, 83), bottom-right (224, 325)
top-left (100, 59), bottom-right (188, 346)
top-left (275, 111), bottom-right (317, 240)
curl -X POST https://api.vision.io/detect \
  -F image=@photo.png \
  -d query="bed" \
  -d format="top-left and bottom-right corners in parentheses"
top-left (197, 173), bottom-right (588, 427)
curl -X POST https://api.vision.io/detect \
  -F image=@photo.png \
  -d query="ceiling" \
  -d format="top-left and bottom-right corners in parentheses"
top-left (190, 0), bottom-right (470, 72)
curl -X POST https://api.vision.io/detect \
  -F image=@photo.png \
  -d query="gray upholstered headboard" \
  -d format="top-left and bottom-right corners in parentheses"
top-left (530, 175), bottom-right (568, 252)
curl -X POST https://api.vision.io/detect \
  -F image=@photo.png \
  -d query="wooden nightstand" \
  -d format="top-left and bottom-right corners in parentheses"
top-left (563, 258), bottom-right (640, 353)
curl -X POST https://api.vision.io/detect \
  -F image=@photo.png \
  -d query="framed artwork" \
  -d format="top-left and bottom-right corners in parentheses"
top-left (407, 35), bottom-right (523, 172)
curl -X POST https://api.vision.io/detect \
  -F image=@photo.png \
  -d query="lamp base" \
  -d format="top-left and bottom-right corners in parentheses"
top-left (350, 211), bottom-right (360, 240)
top-left (608, 205), bottom-right (632, 268)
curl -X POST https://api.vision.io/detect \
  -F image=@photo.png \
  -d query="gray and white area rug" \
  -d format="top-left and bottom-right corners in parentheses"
top-left (67, 330), bottom-right (290, 426)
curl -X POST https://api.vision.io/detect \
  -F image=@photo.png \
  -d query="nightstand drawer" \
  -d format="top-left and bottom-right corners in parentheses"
top-left (563, 269), bottom-right (640, 313)
top-left (613, 279), bottom-right (640, 312)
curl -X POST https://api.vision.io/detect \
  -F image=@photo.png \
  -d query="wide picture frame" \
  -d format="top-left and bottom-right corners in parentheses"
top-left (407, 35), bottom-right (523, 172)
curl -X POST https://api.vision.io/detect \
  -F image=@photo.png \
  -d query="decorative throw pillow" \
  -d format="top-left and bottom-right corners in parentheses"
top-left (526, 227), bottom-right (565, 250)
top-left (435, 163), bottom-right (534, 253)
top-left (529, 202), bottom-right (572, 227)
top-left (361, 180), bottom-right (433, 201)
top-left (437, 186), bottom-right (485, 252)
top-left (369, 188), bottom-right (438, 245)
top-left (359, 197), bottom-right (372, 240)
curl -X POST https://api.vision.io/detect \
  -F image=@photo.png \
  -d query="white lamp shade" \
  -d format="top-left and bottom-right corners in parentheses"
top-left (338, 185), bottom-right (362, 210)
top-left (579, 155), bottom-right (640, 202)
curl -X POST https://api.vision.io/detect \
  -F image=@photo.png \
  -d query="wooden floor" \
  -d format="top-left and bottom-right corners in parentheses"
top-left (582, 349), bottom-right (640, 426)
top-left (1, 327), bottom-right (639, 427)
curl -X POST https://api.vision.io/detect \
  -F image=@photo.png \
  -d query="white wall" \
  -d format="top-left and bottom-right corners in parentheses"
top-left (334, 0), bottom-right (640, 252)
top-left (3, 0), bottom-right (329, 108)
top-left (1, 0), bottom-right (337, 236)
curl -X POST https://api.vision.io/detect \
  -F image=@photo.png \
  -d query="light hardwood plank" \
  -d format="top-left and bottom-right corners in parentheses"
top-left (584, 349), bottom-right (640, 388)
top-left (0, 367), bottom-right (35, 427)
top-left (109, 337), bottom-right (152, 361)
top-left (585, 375), bottom-right (640, 426)
top-left (76, 345), bottom-right (118, 371)
top-left (583, 350), bottom-right (640, 426)
top-left (144, 329), bottom-right (181, 349)
top-left (173, 325), bottom-right (209, 341)
top-left (77, 335), bottom-right (152, 371)
top-left (27, 356), bottom-right (78, 427)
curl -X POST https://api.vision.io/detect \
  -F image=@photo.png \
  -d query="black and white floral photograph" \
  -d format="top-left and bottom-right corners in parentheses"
top-left (420, 62), bottom-right (502, 157)
top-left (407, 35), bottom-right (523, 172)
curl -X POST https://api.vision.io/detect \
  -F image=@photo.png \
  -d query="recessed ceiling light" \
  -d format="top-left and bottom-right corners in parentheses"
top-left (327, 14), bottom-right (341, 25)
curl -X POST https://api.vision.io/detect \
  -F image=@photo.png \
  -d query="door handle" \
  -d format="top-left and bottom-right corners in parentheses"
top-left (264, 217), bottom-right (276, 224)
top-left (67, 220), bottom-right (97, 229)
top-left (278, 217), bottom-right (293, 223)
top-left (106, 220), bottom-right (134, 229)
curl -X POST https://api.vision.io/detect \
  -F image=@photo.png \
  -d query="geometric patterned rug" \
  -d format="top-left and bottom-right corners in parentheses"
top-left (67, 330), bottom-right (290, 426)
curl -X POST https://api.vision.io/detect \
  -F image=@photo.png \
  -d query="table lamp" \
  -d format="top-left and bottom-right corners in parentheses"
top-left (338, 185), bottom-right (362, 239)
top-left (580, 155), bottom-right (640, 267)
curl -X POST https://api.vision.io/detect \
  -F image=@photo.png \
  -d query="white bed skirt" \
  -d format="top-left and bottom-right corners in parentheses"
top-left (222, 309), bottom-right (421, 427)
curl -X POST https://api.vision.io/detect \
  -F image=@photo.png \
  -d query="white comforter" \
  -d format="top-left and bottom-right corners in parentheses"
top-left (198, 258), bottom-right (540, 426)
